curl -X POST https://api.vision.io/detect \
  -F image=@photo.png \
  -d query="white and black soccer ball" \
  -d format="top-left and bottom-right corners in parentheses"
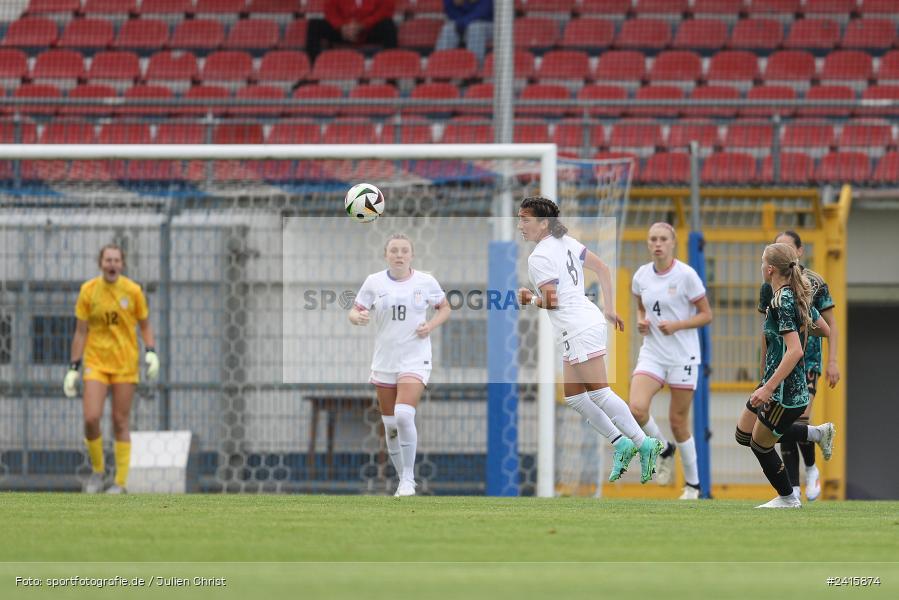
top-left (344, 183), bottom-right (385, 223)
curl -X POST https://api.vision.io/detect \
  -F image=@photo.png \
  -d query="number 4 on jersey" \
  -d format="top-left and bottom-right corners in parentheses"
top-left (652, 301), bottom-right (661, 317)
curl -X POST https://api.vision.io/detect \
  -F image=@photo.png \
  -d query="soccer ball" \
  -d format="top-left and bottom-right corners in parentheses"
top-left (344, 183), bottom-right (385, 223)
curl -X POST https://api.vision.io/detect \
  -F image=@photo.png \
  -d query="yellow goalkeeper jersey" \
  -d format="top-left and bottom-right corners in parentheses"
top-left (75, 275), bottom-right (149, 374)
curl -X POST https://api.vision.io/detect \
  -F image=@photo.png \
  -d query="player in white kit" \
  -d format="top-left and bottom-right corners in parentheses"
top-left (517, 196), bottom-right (664, 484)
top-left (348, 234), bottom-right (451, 497)
top-left (629, 223), bottom-right (713, 499)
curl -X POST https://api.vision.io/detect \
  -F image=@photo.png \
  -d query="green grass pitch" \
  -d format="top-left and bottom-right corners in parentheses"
top-left (2, 493), bottom-right (897, 599)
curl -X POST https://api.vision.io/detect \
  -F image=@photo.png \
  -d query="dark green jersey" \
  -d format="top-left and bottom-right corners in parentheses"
top-left (761, 287), bottom-right (820, 408)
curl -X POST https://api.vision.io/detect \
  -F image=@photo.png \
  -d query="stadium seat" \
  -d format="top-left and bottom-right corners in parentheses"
top-left (14, 83), bottom-right (61, 115)
top-left (87, 52), bottom-right (140, 93)
top-left (514, 17), bottom-right (560, 49)
top-left (517, 84), bottom-right (572, 117)
top-left (872, 152), bottom-right (899, 184)
top-left (723, 120), bottom-right (774, 157)
top-left (764, 50), bottom-right (816, 91)
top-left (0, 49), bottom-right (28, 90)
top-left (760, 152), bottom-right (815, 184)
top-left (213, 123), bottom-right (265, 144)
top-left (673, 19), bottom-right (728, 51)
top-left (380, 117), bottom-right (434, 144)
top-left (635, 0), bottom-right (689, 20)
top-left (821, 51), bottom-right (874, 91)
top-left (98, 122), bottom-right (152, 144)
top-left (707, 51), bottom-right (760, 91)
top-left (290, 83), bottom-right (343, 116)
top-left (24, 0), bottom-right (78, 25)
top-left (0, 118), bottom-right (38, 144)
top-left (860, 84), bottom-right (899, 116)
top-left (640, 152), bottom-right (691, 183)
top-left (58, 18), bottom-right (114, 49)
top-left (280, 19), bottom-right (308, 48)
top-left (169, 19), bottom-right (224, 50)
top-left (459, 82), bottom-right (493, 115)
top-left (121, 84), bottom-right (173, 115)
top-left (442, 116), bottom-right (493, 143)
top-left (701, 152), bottom-right (757, 184)
top-left (667, 120), bottom-right (720, 153)
top-left (344, 83), bottom-right (399, 116)
top-left (631, 86), bottom-right (684, 117)
top-left (369, 49), bottom-right (423, 81)
top-left (257, 50), bottom-right (310, 91)
top-left (798, 85), bottom-right (854, 118)
top-left (224, 19), bottom-right (280, 50)
top-left (195, 0), bottom-right (247, 24)
top-left (692, 0), bottom-right (744, 22)
top-left (685, 85), bottom-right (740, 118)
top-left (553, 119), bottom-right (588, 154)
top-left (310, 49), bottom-right (365, 84)
top-left (615, 19), bottom-right (672, 50)
top-left (2, 18), bottom-right (59, 48)
top-left (146, 51), bottom-right (199, 93)
top-left (63, 84), bottom-right (117, 116)
top-left (156, 121), bottom-right (206, 143)
top-left (322, 118), bottom-right (377, 144)
top-left (577, 84), bottom-right (628, 117)
top-left (425, 49), bottom-right (477, 81)
top-left (782, 121), bottom-right (836, 158)
top-left (747, 0), bottom-right (801, 22)
top-left (838, 120), bottom-right (894, 157)
top-left (742, 85), bottom-right (796, 117)
top-left (138, 0), bottom-right (193, 24)
top-left (595, 50), bottom-right (647, 90)
top-left (268, 119), bottom-right (322, 144)
top-left (728, 18), bottom-right (783, 51)
top-left (648, 51), bottom-right (702, 90)
top-left (535, 50), bottom-right (592, 88)
top-left (608, 120), bottom-right (664, 157)
top-left (248, 0), bottom-right (300, 22)
top-left (31, 49), bottom-right (85, 91)
top-left (803, 0), bottom-right (855, 22)
top-left (200, 50), bottom-right (253, 90)
top-left (815, 152), bottom-right (871, 183)
top-left (41, 120), bottom-right (97, 143)
top-left (519, 0), bottom-right (576, 14)
top-left (877, 51), bottom-right (899, 84)
top-left (514, 121), bottom-right (551, 143)
top-left (406, 82), bottom-right (458, 115)
top-left (578, 0), bottom-right (631, 19)
top-left (82, 0), bottom-right (137, 26)
top-left (784, 19), bottom-right (840, 50)
top-left (178, 84), bottom-right (230, 117)
top-left (859, 0), bottom-right (899, 20)
top-left (480, 50), bottom-right (536, 82)
top-left (398, 18), bottom-right (443, 49)
top-left (114, 19), bottom-right (170, 50)
top-left (560, 18), bottom-right (615, 51)
top-left (230, 84), bottom-right (285, 116)
top-left (842, 19), bottom-right (897, 50)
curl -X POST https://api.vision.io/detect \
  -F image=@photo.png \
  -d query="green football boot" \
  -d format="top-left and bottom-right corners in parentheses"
top-left (609, 437), bottom-right (637, 482)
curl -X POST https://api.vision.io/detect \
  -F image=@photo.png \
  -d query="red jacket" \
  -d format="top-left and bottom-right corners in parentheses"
top-left (326, 0), bottom-right (396, 31)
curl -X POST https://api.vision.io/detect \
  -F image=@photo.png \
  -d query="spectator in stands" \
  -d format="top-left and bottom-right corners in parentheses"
top-left (436, 0), bottom-right (493, 64)
top-left (306, 0), bottom-right (398, 61)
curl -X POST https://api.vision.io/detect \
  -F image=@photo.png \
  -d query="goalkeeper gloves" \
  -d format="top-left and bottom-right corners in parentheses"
top-left (63, 360), bottom-right (81, 398)
top-left (145, 348), bottom-right (159, 381)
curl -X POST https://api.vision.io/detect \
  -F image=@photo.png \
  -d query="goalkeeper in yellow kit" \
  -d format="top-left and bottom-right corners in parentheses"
top-left (63, 244), bottom-right (159, 493)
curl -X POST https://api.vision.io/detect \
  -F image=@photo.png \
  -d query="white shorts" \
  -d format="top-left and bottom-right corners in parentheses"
top-left (633, 355), bottom-right (699, 390)
top-left (370, 369), bottom-right (430, 388)
top-left (561, 326), bottom-right (607, 365)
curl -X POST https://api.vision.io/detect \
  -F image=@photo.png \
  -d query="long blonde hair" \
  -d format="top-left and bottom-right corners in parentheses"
top-left (764, 243), bottom-right (813, 333)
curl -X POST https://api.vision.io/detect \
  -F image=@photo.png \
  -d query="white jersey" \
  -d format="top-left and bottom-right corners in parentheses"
top-left (631, 259), bottom-right (706, 366)
top-left (354, 269), bottom-right (446, 372)
top-left (527, 234), bottom-right (604, 344)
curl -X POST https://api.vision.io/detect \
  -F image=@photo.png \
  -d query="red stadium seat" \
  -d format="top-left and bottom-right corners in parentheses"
top-left (860, 84), bottom-right (899, 116)
top-left (249, 0), bottom-right (300, 21)
top-left (815, 152), bottom-right (871, 183)
top-left (673, 19), bottom-right (728, 50)
top-left (519, 0), bottom-right (576, 14)
top-left (268, 120), bottom-right (323, 144)
top-left (536, 50), bottom-right (591, 87)
top-left (728, 18), bottom-right (783, 50)
top-left (87, 51), bottom-right (140, 93)
top-left (648, 51), bottom-right (702, 90)
top-left (577, 84), bottom-right (628, 117)
top-left (82, 0), bottom-right (137, 25)
top-left (595, 50), bottom-right (646, 90)
top-left (641, 152), bottom-right (691, 183)
top-left (615, 19), bottom-right (671, 50)
top-left (514, 17), bottom-right (560, 49)
top-left (686, 85), bottom-right (740, 118)
top-left (0, 49), bottom-right (28, 90)
top-left (760, 153), bottom-right (815, 184)
top-left (0, 119), bottom-right (38, 143)
top-left (344, 83), bottom-right (399, 116)
top-left (517, 84), bottom-right (572, 117)
top-left (578, 0), bottom-right (631, 19)
top-left (310, 49), bottom-right (365, 82)
top-left (782, 121), bottom-right (836, 158)
top-left (195, 0), bottom-right (247, 24)
top-left (213, 123), bottom-right (265, 144)
top-left (63, 84), bottom-right (117, 116)
top-left (803, 0), bottom-right (855, 21)
top-left (667, 120), bottom-right (720, 153)
top-left (784, 19), bottom-right (840, 50)
top-left (608, 120), bottom-right (664, 157)
top-left (121, 84), bottom-right (173, 115)
top-left (635, 0), bottom-right (689, 19)
top-left (798, 85), bottom-right (854, 118)
top-left (723, 120), bottom-right (774, 157)
top-left (707, 51), bottom-right (760, 91)
top-left (179, 85), bottom-right (230, 116)
top-left (425, 49), bottom-right (477, 81)
top-left (146, 51), bottom-right (199, 93)
top-left (406, 82), bottom-right (458, 115)
top-left (552, 119), bottom-right (588, 154)
top-left (224, 19), bottom-right (280, 50)
top-left (290, 83), bottom-right (343, 116)
top-left (872, 152), bottom-right (899, 184)
top-left (877, 51), bottom-right (899, 84)
top-left (380, 117), bottom-right (434, 144)
top-left (742, 85), bottom-right (796, 117)
top-left (169, 19), bottom-right (224, 50)
top-left (280, 19), bottom-right (308, 48)
top-left (693, 0), bottom-right (744, 20)
top-left (322, 118), bottom-right (377, 144)
top-left (114, 19), bottom-right (170, 50)
top-left (560, 18), bottom-right (615, 50)
top-left (842, 19), bottom-right (896, 50)
top-left (99, 122), bottom-right (152, 144)
top-left (514, 121), bottom-right (551, 143)
top-left (41, 120), bottom-right (97, 143)
top-left (838, 120), bottom-right (894, 156)
top-left (2, 18), bottom-right (58, 48)
top-left (747, 0), bottom-right (801, 20)
top-left (631, 85), bottom-right (684, 117)
top-left (257, 50), bottom-right (310, 91)
top-left (24, 0), bottom-right (77, 25)
top-left (138, 0), bottom-right (193, 23)
top-left (459, 82), bottom-right (493, 115)
top-left (701, 152), bottom-right (757, 184)
top-left (59, 18), bottom-right (114, 49)
top-left (821, 51), bottom-right (874, 91)
top-left (231, 84), bottom-right (285, 116)
top-left (156, 122), bottom-right (206, 143)
top-left (31, 49), bottom-right (85, 91)
top-left (859, 0), bottom-right (899, 19)
top-left (479, 50), bottom-right (536, 81)
top-left (442, 116), bottom-right (493, 143)
top-left (397, 0), bottom-right (443, 16)
top-left (369, 49), bottom-right (423, 81)
top-left (201, 50), bottom-right (253, 90)
top-left (14, 83), bottom-right (61, 115)
top-left (764, 50), bottom-right (816, 91)
top-left (398, 19), bottom-right (443, 49)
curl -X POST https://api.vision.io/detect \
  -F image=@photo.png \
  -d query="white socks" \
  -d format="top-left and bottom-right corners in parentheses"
top-left (677, 436), bottom-right (699, 487)
top-left (807, 425), bottom-right (823, 443)
top-left (565, 392), bottom-right (622, 441)
top-left (642, 416), bottom-right (670, 447)
top-left (588, 387), bottom-right (647, 447)
top-left (381, 415), bottom-right (403, 477)
top-left (394, 403), bottom-right (417, 482)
